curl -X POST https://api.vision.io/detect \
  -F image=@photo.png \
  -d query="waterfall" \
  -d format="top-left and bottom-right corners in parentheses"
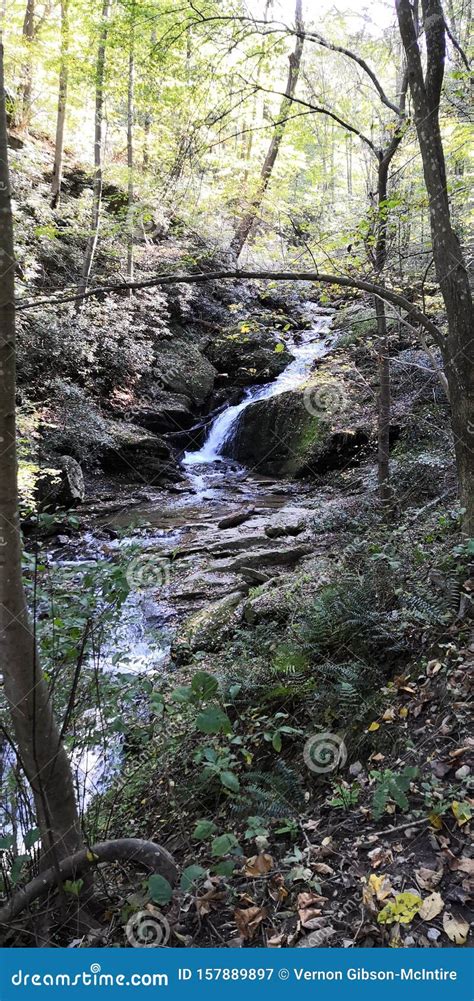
top-left (183, 311), bottom-right (332, 467)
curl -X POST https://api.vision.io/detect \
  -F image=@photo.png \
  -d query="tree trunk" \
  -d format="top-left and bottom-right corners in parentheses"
top-left (76, 0), bottom-right (111, 307)
top-left (375, 299), bottom-right (391, 504)
top-left (127, 9), bottom-right (134, 283)
top-left (0, 39), bottom-right (83, 868)
top-left (51, 0), bottom-right (69, 208)
top-left (16, 0), bottom-right (35, 128)
top-left (396, 0), bottom-right (474, 534)
top-left (230, 0), bottom-right (304, 259)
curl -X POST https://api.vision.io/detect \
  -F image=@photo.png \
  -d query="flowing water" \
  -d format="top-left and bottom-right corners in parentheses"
top-left (183, 309), bottom-right (333, 467)
top-left (64, 306), bottom-right (334, 808)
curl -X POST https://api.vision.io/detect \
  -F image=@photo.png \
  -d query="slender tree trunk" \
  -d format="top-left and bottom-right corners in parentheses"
top-left (373, 155), bottom-right (392, 506)
top-left (142, 29), bottom-right (156, 170)
top-left (76, 0), bottom-right (111, 307)
top-left (396, 0), bottom-right (474, 534)
top-left (375, 298), bottom-right (391, 504)
top-left (15, 0), bottom-right (35, 129)
top-left (0, 39), bottom-right (83, 868)
top-left (51, 0), bottom-right (69, 208)
top-left (230, 0), bottom-right (304, 259)
top-left (127, 10), bottom-right (134, 283)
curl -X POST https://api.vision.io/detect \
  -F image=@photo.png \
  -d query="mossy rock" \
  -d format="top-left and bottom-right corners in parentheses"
top-left (172, 592), bottom-right (244, 662)
top-left (224, 374), bottom-right (370, 476)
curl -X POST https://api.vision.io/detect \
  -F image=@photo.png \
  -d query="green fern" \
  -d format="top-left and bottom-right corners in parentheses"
top-left (231, 762), bottom-right (305, 820)
top-left (371, 766), bottom-right (419, 819)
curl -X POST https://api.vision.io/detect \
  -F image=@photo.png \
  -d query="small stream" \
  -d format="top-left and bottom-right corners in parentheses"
top-left (71, 306), bottom-right (335, 806)
top-left (183, 309), bottom-right (333, 467)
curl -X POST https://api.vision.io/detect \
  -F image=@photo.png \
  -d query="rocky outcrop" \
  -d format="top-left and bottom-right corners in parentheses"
top-left (130, 390), bottom-right (194, 435)
top-left (43, 384), bottom-right (180, 483)
top-left (151, 340), bottom-right (216, 406)
top-left (172, 592), bottom-right (244, 662)
top-left (224, 382), bottom-right (370, 477)
top-left (207, 329), bottom-right (292, 387)
top-left (37, 455), bottom-right (85, 510)
top-left (100, 420), bottom-right (180, 482)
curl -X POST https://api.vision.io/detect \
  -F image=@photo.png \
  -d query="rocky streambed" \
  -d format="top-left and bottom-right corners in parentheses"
top-left (41, 293), bottom-right (453, 807)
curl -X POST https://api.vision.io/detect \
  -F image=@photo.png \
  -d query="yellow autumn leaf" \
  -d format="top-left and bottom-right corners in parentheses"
top-left (428, 811), bottom-right (443, 830)
top-left (377, 892), bottom-right (423, 926)
top-left (443, 911), bottom-right (469, 945)
top-left (399, 707), bottom-right (408, 718)
top-left (451, 800), bottom-right (472, 826)
top-left (368, 722), bottom-right (380, 732)
top-left (86, 850), bottom-right (99, 862)
top-left (368, 873), bottom-right (393, 901)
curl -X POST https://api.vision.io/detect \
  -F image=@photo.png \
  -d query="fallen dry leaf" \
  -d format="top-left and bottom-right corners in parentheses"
top-left (297, 891), bottom-right (327, 929)
top-left (195, 883), bottom-right (226, 917)
top-left (367, 873), bottom-right (394, 902)
top-left (450, 857), bottom-right (474, 876)
top-left (415, 866), bottom-right (443, 890)
top-left (244, 853), bottom-right (273, 877)
top-left (419, 892), bottom-right (444, 921)
top-left (267, 931), bottom-right (286, 947)
top-left (443, 911), bottom-right (469, 945)
top-left (234, 906), bottom-right (266, 941)
top-left (268, 875), bottom-right (288, 903)
top-left (312, 862), bottom-right (335, 875)
top-left (368, 846), bottom-right (394, 869)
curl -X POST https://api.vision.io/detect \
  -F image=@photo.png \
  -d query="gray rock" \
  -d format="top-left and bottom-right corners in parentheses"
top-left (264, 507), bottom-right (309, 538)
top-left (212, 543), bottom-right (313, 572)
top-left (37, 455), bottom-right (85, 511)
top-left (153, 340), bottom-right (216, 406)
top-left (172, 592), bottom-right (244, 660)
top-left (218, 508), bottom-right (256, 530)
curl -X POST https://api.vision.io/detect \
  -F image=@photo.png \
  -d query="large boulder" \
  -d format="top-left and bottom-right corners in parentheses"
top-left (207, 329), bottom-right (292, 387)
top-left (172, 592), bottom-right (244, 662)
top-left (37, 455), bottom-right (85, 510)
top-left (100, 420), bottom-right (180, 482)
top-left (224, 377), bottom-right (370, 477)
top-left (152, 340), bottom-right (216, 406)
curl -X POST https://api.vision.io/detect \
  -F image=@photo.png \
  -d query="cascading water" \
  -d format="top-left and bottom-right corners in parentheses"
top-left (183, 309), bottom-right (333, 466)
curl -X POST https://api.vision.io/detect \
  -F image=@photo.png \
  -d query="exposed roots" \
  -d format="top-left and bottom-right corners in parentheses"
top-left (0, 838), bottom-right (177, 927)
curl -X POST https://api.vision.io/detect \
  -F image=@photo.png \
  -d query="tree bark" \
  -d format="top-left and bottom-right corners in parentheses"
top-left (76, 0), bottom-right (111, 308)
top-left (51, 0), bottom-right (69, 208)
top-left (396, 0), bottom-right (474, 534)
top-left (127, 7), bottom-right (135, 283)
top-left (16, 0), bottom-right (35, 128)
top-left (0, 838), bottom-right (177, 926)
top-left (0, 39), bottom-right (83, 870)
top-left (230, 0), bottom-right (304, 259)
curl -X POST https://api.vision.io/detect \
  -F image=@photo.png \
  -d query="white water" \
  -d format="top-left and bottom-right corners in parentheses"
top-left (183, 310), bottom-right (333, 466)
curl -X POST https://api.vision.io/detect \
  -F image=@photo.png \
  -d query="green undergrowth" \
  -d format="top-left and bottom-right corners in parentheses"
top-left (95, 499), bottom-right (472, 861)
